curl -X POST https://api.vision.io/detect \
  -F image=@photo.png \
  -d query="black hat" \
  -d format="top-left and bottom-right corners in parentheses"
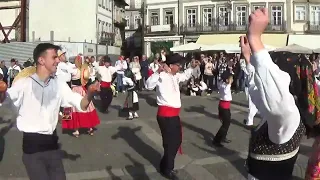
top-left (102, 55), bottom-right (112, 63)
top-left (221, 70), bottom-right (233, 82)
top-left (165, 53), bottom-right (186, 66)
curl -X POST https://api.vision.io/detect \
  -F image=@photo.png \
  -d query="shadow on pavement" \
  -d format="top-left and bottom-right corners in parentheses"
top-left (106, 166), bottom-right (121, 180)
top-left (111, 126), bottom-right (162, 170)
top-left (181, 120), bottom-right (247, 178)
top-left (184, 105), bottom-right (251, 131)
top-left (0, 121), bottom-right (15, 161)
top-left (124, 153), bottom-right (150, 180)
top-left (138, 93), bottom-right (157, 107)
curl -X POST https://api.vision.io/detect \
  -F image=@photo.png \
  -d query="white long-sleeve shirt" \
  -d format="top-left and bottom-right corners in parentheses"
top-left (149, 63), bottom-right (160, 73)
top-left (219, 82), bottom-right (232, 101)
top-left (247, 50), bottom-right (300, 144)
top-left (96, 66), bottom-right (118, 82)
top-left (0, 73), bottom-right (84, 135)
top-left (115, 60), bottom-right (128, 74)
top-left (56, 62), bottom-right (76, 83)
top-left (145, 68), bottom-right (193, 108)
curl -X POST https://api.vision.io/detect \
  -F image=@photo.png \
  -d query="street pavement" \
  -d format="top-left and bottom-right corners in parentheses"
top-left (0, 91), bottom-right (313, 180)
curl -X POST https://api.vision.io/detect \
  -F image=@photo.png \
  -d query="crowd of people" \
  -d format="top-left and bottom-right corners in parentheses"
top-left (1, 7), bottom-right (320, 180)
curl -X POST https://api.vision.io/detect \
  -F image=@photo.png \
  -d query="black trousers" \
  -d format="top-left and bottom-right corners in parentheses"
top-left (203, 75), bottom-right (214, 92)
top-left (214, 106), bottom-right (231, 143)
top-left (100, 87), bottom-right (113, 112)
top-left (247, 154), bottom-right (298, 180)
top-left (157, 116), bottom-right (182, 173)
top-left (23, 150), bottom-right (66, 180)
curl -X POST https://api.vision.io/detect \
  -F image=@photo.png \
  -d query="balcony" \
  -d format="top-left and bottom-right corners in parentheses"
top-left (98, 32), bottom-right (115, 45)
top-left (180, 21), bottom-right (286, 34)
top-left (145, 24), bottom-right (177, 36)
top-left (305, 22), bottom-right (320, 34)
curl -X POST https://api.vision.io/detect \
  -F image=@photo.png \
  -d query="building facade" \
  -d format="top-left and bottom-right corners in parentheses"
top-left (143, 0), bottom-right (320, 56)
top-left (27, 0), bottom-right (127, 48)
top-left (290, 1), bottom-right (320, 34)
top-left (123, 0), bottom-right (143, 57)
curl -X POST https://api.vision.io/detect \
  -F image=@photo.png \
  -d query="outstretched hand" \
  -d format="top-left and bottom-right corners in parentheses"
top-left (240, 36), bottom-right (251, 64)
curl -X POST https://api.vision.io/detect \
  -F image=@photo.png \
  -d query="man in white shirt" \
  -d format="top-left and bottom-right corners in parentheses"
top-left (8, 58), bottom-right (21, 87)
top-left (145, 54), bottom-right (193, 180)
top-left (115, 56), bottom-right (127, 93)
top-left (96, 55), bottom-right (119, 113)
top-left (56, 50), bottom-right (76, 87)
top-left (0, 43), bottom-right (99, 180)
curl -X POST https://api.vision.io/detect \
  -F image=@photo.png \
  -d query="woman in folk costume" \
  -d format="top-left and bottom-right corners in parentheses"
top-left (241, 8), bottom-right (306, 180)
top-left (122, 69), bottom-right (139, 120)
top-left (61, 56), bottom-right (100, 137)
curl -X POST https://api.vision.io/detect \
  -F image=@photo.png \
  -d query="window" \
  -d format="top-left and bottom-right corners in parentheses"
top-left (294, 5), bottom-right (306, 21)
top-left (203, 8), bottom-right (213, 26)
top-left (187, 9), bottom-right (197, 27)
top-left (150, 11), bottom-right (159, 25)
top-left (135, 0), bottom-right (141, 8)
top-left (125, 16), bottom-right (130, 29)
top-left (99, 0), bottom-right (102, 6)
top-left (218, 7), bottom-right (229, 26)
top-left (235, 6), bottom-right (247, 26)
top-left (164, 10), bottom-right (174, 25)
top-left (252, 5), bottom-right (264, 10)
top-left (270, 5), bottom-right (282, 25)
top-left (310, 5), bottom-right (320, 25)
top-left (134, 15), bottom-right (141, 28)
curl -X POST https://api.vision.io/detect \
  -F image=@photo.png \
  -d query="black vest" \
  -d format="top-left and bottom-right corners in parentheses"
top-left (249, 120), bottom-right (305, 158)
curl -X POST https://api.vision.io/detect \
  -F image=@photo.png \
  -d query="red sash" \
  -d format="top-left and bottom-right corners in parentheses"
top-left (100, 81), bottom-right (111, 88)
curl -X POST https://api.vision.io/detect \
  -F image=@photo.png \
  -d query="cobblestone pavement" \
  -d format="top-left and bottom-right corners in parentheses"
top-left (0, 91), bottom-right (311, 180)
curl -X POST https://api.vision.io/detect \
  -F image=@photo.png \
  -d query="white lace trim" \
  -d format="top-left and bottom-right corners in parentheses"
top-left (249, 147), bottom-right (299, 161)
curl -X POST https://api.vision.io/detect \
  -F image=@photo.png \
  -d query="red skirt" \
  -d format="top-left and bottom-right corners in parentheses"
top-left (62, 86), bottom-right (100, 130)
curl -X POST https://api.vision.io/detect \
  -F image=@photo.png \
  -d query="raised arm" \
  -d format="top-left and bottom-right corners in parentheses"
top-left (145, 72), bottom-right (160, 90)
top-left (0, 78), bottom-right (25, 119)
top-left (249, 50), bottom-right (300, 144)
top-left (244, 8), bottom-right (300, 144)
top-left (176, 67), bottom-right (193, 83)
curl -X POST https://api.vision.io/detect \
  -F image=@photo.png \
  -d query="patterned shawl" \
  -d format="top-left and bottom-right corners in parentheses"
top-left (276, 53), bottom-right (320, 137)
top-left (295, 57), bottom-right (320, 137)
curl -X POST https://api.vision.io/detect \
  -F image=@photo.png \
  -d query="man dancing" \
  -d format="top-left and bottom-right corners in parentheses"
top-left (0, 43), bottom-right (99, 180)
top-left (96, 55), bottom-right (119, 113)
top-left (241, 8), bottom-right (305, 179)
top-left (145, 53), bottom-right (193, 180)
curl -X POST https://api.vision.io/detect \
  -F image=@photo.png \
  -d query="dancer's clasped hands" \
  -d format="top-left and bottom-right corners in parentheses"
top-left (240, 7), bottom-right (270, 61)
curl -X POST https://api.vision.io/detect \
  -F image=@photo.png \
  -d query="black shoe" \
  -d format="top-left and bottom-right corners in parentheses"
top-left (160, 170), bottom-right (179, 180)
top-left (243, 119), bottom-right (248, 125)
top-left (212, 140), bottom-right (224, 147)
top-left (222, 138), bottom-right (231, 143)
